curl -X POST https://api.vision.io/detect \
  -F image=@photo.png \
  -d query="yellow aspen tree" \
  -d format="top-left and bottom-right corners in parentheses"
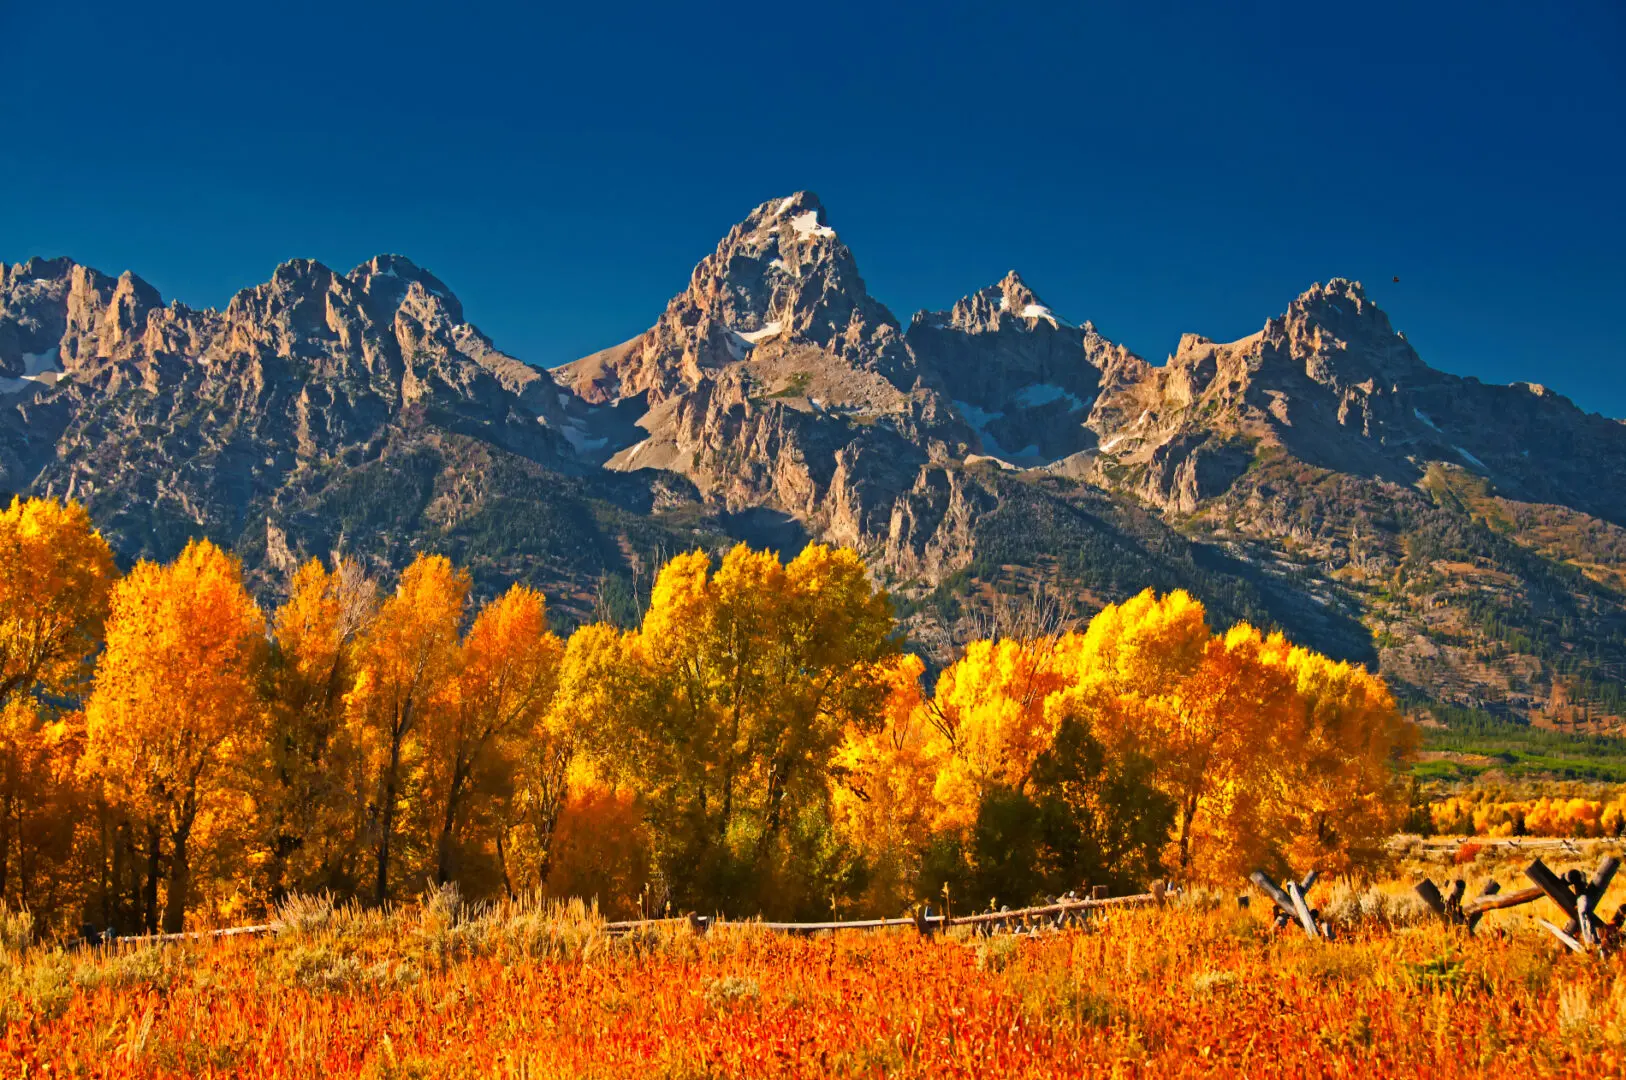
top-left (83, 539), bottom-right (267, 933)
top-left (262, 557), bottom-right (376, 898)
top-left (584, 543), bottom-right (898, 915)
top-left (426, 583), bottom-right (562, 887)
top-left (923, 636), bottom-right (1077, 833)
top-left (501, 620), bottom-right (627, 895)
top-left (830, 653), bottom-right (938, 911)
top-left (740, 544), bottom-right (897, 853)
top-left (1073, 590), bottom-right (1300, 879)
top-left (0, 497), bottom-right (115, 918)
top-left (345, 553), bottom-right (466, 905)
top-left (1273, 647), bottom-right (1417, 875)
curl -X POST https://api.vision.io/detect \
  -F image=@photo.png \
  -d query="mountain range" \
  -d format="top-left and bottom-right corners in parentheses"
top-left (4, 192), bottom-right (1624, 732)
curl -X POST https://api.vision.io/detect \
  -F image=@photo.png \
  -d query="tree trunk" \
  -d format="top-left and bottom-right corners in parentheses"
top-left (97, 806), bottom-right (110, 930)
top-left (435, 769), bottom-right (468, 886)
top-left (16, 801), bottom-right (30, 909)
top-left (434, 822), bottom-right (455, 886)
top-left (143, 823), bottom-right (161, 934)
top-left (162, 828), bottom-right (190, 934)
top-left (496, 828), bottom-right (515, 901)
top-left (1176, 791), bottom-right (1200, 871)
top-left (374, 738), bottom-right (402, 906)
top-left (0, 788), bottom-right (10, 902)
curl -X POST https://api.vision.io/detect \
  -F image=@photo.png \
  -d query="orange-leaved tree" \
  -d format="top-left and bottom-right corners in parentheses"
top-left (495, 620), bottom-right (628, 897)
top-left (0, 496), bottom-right (116, 918)
top-left (346, 553), bottom-right (467, 905)
top-left (1068, 588), bottom-right (1413, 880)
top-left (262, 556), bottom-right (377, 900)
top-left (1064, 591), bottom-right (1297, 878)
top-left (1271, 646), bottom-right (1417, 874)
top-left (425, 583), bottom-right (562, 887)
top-left (582, 543), bottom-right (899, 916)
top-left (829, 653), bottom-right (936, 912)
top-left (83, 539), bottom-right (266, 932)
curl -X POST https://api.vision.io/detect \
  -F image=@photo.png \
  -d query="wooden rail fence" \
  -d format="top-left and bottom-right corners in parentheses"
top-left (102, 885), bottom-right (1164, 948)
top-left (1414, 855), bottom-right (1623, 956)
top-left (98, 856), bottom-right (1626, 958)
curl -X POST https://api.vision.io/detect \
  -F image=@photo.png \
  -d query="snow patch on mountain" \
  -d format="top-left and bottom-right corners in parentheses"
top-left (0, 348), bottom-right (63, 394)
top-left (737, 320), bottom-right (784, 344)
top-left (1013, 383), bottom-right (1088, 410)
top-left (789, 211), bottom-right (835, 239)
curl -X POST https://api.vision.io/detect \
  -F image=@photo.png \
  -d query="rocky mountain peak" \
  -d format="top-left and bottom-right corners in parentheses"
top-left (1266, 277), bottom-right (1423, 386)
top-left (348, 254), bottom-right (464, 323)
top-left (556, 192), bottom-right (913, 406)
top-left (915, 270), bottom-right (1072, 336)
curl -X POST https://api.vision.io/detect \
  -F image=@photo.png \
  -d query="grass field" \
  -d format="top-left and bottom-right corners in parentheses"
top-left (1414, 718), bottom-right (1626, 785)
top-left (4, 859), bottom-right (1624, 1079)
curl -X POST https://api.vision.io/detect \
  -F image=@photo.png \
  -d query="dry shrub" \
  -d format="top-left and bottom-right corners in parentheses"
top-left (703, 975), bottom-right (761, 1011)
top-left (1316, 881), bottom-right (1429, 930)
top-left (0, 901), bottom-right (33, 954)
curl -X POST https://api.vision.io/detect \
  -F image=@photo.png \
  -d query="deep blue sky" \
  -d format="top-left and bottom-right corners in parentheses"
top-left (4, 1), bottom-right (1623, 415)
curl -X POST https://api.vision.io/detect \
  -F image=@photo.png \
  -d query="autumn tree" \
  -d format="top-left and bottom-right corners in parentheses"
top-left (1064, 589), bottom-right (1415, 880)
top-left (424, 584), bottom-right (562, 887)
top-left (346, 553), bottom-right (467, 905)
top-left (83, 540), bottom-right (266, 932)
top-left (1270, 646), bottom-right (1417, 874)
top-left (830, 654), bottom-right (938, 912)
top-left (261, 557), bottom-right (377, 900)
top-left (1058, 591), bottom-right (1298, 878)
top-left (840, 631), bottom-right (1172, 910)
top-left (583, 544), bottom-right (899, 916)
top-left (0, 497), bottom-right (116, 922)
top-left (495, 621), bottom-right (626, 897)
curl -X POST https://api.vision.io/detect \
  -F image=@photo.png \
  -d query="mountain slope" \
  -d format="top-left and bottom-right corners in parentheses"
top-left (0, 255), bottom-right (721, 610)
top-left (4, 191), bottom-right (1624, 730)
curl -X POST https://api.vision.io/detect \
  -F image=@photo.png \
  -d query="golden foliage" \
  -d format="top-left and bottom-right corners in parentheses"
top-left (0, 497), bottom-right (115, 918)
top-left (838, 588), bottom-right (1416, 889)
top-left (1431, 790), bottom-right (1626, 838)
top-left (0, 500), bottom-right (1423, 928)
top-left (83, 539), bottom-right (267, 931)
top-left (345, 553), bottom-right (469, 904)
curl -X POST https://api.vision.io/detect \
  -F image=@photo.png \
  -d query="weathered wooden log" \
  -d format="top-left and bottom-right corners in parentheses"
top-left (1463, 885), bottom-right (1543, 914)
top-left (1525, 859), bottom-right (1579, 923)
top-left (1538, 919), bottom-right (1586, 955)
top-left (117, 922), bottom-right (280, 946)
top-left (1249, 870), bottom-right (1299, 919)
top-left (1298, 870), bottom-right (1319, 897)
top-left (1446, 879), bottom-right (1466, 913)
top-left (1415, 878), bottom-right (1449, 920)
top-left (1287, 882), bottom-right (1319, 939)
top-left (943, 892), bottom-right (1156, 928)
top-left (1466, 879), bottom-right (1501, 932)
top-left (1586, 856), bottom-right (1620, 905)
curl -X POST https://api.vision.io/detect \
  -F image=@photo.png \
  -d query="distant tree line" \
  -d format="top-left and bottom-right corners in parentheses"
top-left (0, 496), bottom-right (1415, 934)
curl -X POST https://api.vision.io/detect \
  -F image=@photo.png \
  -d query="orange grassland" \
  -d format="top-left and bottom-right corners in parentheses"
top-left (3, 892), bottom-right (1622, 1079)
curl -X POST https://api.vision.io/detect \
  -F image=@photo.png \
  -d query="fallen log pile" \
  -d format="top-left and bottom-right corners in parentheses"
top-left (1415, 855), bottom-right (1622, 956)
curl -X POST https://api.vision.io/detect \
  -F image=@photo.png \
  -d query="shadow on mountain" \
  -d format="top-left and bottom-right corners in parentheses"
top-left (718, 508), bottom-right (811, 556)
